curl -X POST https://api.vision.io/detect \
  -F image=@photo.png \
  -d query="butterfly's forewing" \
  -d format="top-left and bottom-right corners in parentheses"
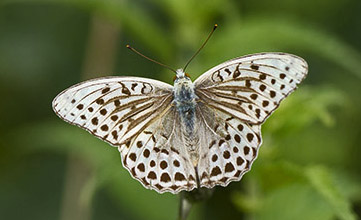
top-left (53, 77), bottom-right (172, 145)
top-left (194, 53), bottom-right (308, 187)
top-left (194, 53), bottom-right (308, 124)
top-left (53, 76), bottom-right (199, 193)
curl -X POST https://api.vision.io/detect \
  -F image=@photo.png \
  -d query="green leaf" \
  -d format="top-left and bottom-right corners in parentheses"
top-left (305, 166), bottom-right (358, 220)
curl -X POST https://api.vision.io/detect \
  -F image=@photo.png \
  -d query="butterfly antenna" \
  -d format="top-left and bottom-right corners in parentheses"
top-left (126, 45), bottom-right (177, 73)
top-left (183, 24), bottom-right (218, 72)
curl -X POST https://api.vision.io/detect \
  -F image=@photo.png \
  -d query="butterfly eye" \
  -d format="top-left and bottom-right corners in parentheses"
top-left (173, 75), bottom-right (177, 81)
top-left (185, 73), bottom-right (191, 78)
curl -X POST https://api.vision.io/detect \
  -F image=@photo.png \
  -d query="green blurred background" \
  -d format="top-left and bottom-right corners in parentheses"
top-left (1, 0), bottom-right (361, 219)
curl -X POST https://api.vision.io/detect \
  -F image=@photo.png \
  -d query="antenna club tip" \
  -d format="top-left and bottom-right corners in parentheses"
top-left (214, 24), bottom-right (218, 29)
top-left (126, 44), bottom-right (131, 48)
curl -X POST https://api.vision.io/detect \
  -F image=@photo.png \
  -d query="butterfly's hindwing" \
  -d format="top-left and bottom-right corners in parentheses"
top-left (196, 103), bottom-right (262, 188)
top-left (121, 107), bottom-right (198, 193)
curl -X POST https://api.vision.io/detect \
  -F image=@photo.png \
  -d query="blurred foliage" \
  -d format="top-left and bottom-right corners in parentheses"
top-left (0, 0), bottom-right (361, 220)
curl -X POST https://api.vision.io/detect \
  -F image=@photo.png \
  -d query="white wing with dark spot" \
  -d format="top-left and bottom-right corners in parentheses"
top-left (52, 76), bottom-right (198, 194)
top-left (195, 53), bottom-right (308, 124)
top-left (193, 53), bottom-right (308, 187)
top-left (53, 76), bottom-right (173, 147)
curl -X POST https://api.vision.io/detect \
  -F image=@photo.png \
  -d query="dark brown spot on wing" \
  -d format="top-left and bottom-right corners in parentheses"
top-left (212, 154), bottom-right (218, 162)
top-left (137, 163), bottom-right (145, 172)
top-left (259, 74), bottom-right (266, 80)
top-left (160, 161), bottom-right (168, 169)
top-left (233, 69), bottom-right (240, 78)
top-left (175, 172), bottom-right (186, 181)
top-left (100, 109), bottom-right (107, 115)
top-left (143, 149), bottom-right (150, 158)
top-left (255, 109), bottom-right (261, 118)
top-left (111, 115), bottom-right (118, 121)
top-left (244, 146), bottom-right (250, 155)
top-left (91, 117), bottom-right (98, 125)
top-left (77, 104), bottom-right (84, 110)
top-left (223, 150), bottom-right (231, 159)
top-left (111, 130), bottom-right (118, 140)
top-left (247, 133), bottom-right (254, 142)
top-left (233, 147), bottom-right (239, 153)
top-left (150, 160), bottom-right (156, 167)
top-left (225, 163), bottom-right (235, 172)
top-left (114, 99), bottom-right (120, 107)
top-left (262, 100), bottom-right (269, 107)
top-left (161, 173), bottom-right (171, 182)
top-left (225, 134), bottom-right (231, 141)
top-left (232, 171), bottom-right (240, 178)
top-left (96, 98), bottom-right (104, 105)
top-left (102, 87), bottom-right (110, 94)
top-left (234, 134), bottom-right (241, 143)
top-left (147, 171), bottom-right (157, 179)
top-left (122, 86), bottom-right (131, 95)
top-left (237, 157), bottom-right (244, 166)
top-left (250, 94), bottom-right (258, 100)
top-left (161, 149), bottom-right (169, 155)
top-left (209, 140), bottom-right (216, 149)
top-left (129, 153), bottom-right (136, 162)
top-left (155, 184), bottom-right (163, 190)
top-left (100, 124), bottom-right (108, 131)
top-left (173, 160), bottom-right (180, 167)
top-left (259, 84), bottom-right (266, 91)
top-left (201, 172), bottom-right (208, 180)
top-left (224, 68), bottom-right (231, 75)
top-left (270, 90), bottom-right (276, 98)
top-left (218, 139), bottom-right (225, 147)
top-left (211, 167), bottom-right (222, 176)
top-left (136, 141), bottom-right (143, 148)
top-left (250, 64), bottom-right (259, 70)
top-left (170, 185), bottom-right (179, 191)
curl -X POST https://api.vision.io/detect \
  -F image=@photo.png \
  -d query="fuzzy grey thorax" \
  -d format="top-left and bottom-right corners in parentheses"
top-left (173, 70), bottom-right (196, 132)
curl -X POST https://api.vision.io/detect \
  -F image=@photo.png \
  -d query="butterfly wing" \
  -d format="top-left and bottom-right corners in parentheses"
top-left (52, 76), bottom-right (197, 194)
top-left (195, 103), bottom-right (262, 188)
top-left (53, 76), bottom-right (173, 146)
top-left (194, 53), bottom-right (308, 188)
top-left (194, 53), bottom-right (308, 124)
top-left (122, 106), bottom-right (198, 194)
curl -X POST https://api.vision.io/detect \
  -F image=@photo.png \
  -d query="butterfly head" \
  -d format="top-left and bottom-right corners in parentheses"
top-left (173, 69), bottom-right (195, 103)
top-left (174, 69), bottom-right (191, 82)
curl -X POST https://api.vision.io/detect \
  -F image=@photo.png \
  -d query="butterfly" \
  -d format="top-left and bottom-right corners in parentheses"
top-left (52, 50), bottom-right (308, 194)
